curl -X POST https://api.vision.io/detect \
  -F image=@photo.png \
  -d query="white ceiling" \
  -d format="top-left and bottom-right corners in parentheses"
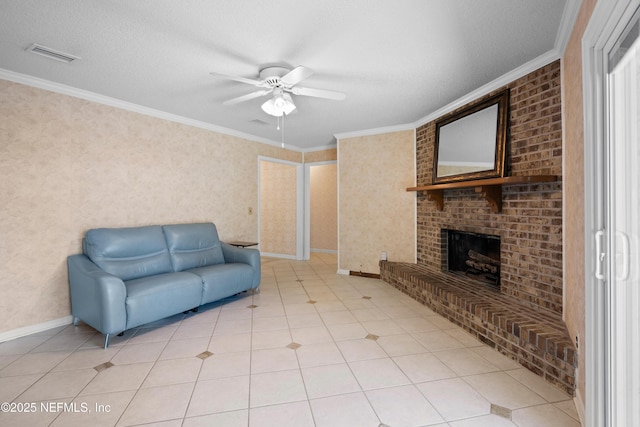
top-left (0, 0), bottom-right (575, 151)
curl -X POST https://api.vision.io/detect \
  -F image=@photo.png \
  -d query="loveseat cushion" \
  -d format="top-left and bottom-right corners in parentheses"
top-left (189, 263), bottom-right (256, 304)
top-left (83, 225), bottom-right (172, 281)
top-left (124, 272), bottom-right (203, 328)
top-left (163, 223), bottom-right (225, 272)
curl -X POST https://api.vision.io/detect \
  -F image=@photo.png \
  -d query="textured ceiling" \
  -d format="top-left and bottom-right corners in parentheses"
top-left (0, 0), bottom-right (573, 151)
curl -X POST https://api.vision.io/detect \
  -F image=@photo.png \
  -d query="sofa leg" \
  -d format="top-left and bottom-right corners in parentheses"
top-left (73, 316), bottom-right (79, 326)
top-left (191, 307), bottom-right (199, 313)
top-left (104, 333), bottom-right (110, 349)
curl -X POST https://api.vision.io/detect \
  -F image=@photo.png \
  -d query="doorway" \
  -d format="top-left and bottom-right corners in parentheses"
top-left (584, 1), bottom-right (640, 425)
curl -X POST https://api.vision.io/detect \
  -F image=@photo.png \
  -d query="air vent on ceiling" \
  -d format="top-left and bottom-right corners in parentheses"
top-left (26, 43), bottom-right (80, 63)
top-left (250, 119), bottom-right (270, 126)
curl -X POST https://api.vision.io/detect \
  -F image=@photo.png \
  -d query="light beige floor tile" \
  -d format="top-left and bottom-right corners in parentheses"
top-left (360, 319), bottom-right (405, 336)
top-left (336, 338), bottom-right (387, 362)
top-left (290, 326), bottom-right (333, 345)
top-left (283, 303), bottom-right (317, 316)
top-left (199, 351), bottom-right (250, 380)
top-left (319, 310), bottom-right (358, 325)
top-left (313, 300), bottom-right (347, 312)
top-left (52, 347), bottom-right (120, 372)
top-left (0, 336), bottom-right (55, 356)
top-left (110, 341), bottom-right (165, 365)
top-left (463, 371), bottom-right (547, 409)
top-left (434, 348), bottom-right (501, 376)
top-left (310, 392), bottom-right (380, 427)
top-left (208, 333), bottom-right (251, 353)
top-left (286, 313), bottom-right (324, 329)
top-left (349, 358), bottom-right (410, 390)
top-left (128, 325), bottom-right (178, 344)
top-left (506, 368), bottom-right (572, 402)
top-left (142, 357), bottom-right (202, 388)
top-left (366, 384), bottom-right (444, 426)
top-left (31, 333), bottom-right (96, 353)
top-left (296, 342), bottom-right (345, 368)
top-left (249, 369), bottom-right (307, 407)
top-left (213, 318), bottom-right (252, 335)
top-left (376, 334), bottom-right (428, 357)
top-left (445, 327), bottom-right (485, 347)
top-left (393, 316), bottom-right (441, 333)
top-left (301, 363), bottom-right (361, 399)
top-left (250, 347), bottom-right (298, 373)
top-left (171, 322), bottom-right (215, 340)
top-left (512, 403), bottom-right (582, 427)
top-left (412, 330), bottom-right (466, 351)
top-left (0, 354), bottom-right (20, 370)
top-left (249, 401), bottom-right (314, 427)
top-left (0, 351), bottom-right (71, 377)
top-left (469, 347), bottom-right (521, 370)
top-left (448, 414), bottom-right (518, 426)
top-left (417, 377), bottom-right (491, 421)
top-left (393, 353), bottom-right (457, 383)
top-left (80, 362), bottom-right (153, 395)
top-left (186, 376), bottom-right (249, 417)
top-left (0, 373), bottom-right (42, 402)
top-left (250, 330), bottom-right (293, 350)
top-left (554, 399), bottom-right (581, 422)
top-left (158, 337), bottom-right (210, 360)
top-left (18, 369), bottom-right (98, 402)
top-left (183, 410), bottom-right (248, 427)
top-left (251, 315), bottom-right (290, 332)
top-left (0, 398), bottom-right (70, 427)
top-left (117, 382), bottom-right (194, 426)
top-left (326, 322), bottom-right (368, 341)
top-left (50, 390), bottom-right (136, 427)
top-left (217, 308), bottom-right (252, 322)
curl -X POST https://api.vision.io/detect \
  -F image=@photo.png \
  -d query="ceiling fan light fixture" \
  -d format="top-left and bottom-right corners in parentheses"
top-left (261, 92), bottom-right (296, 117)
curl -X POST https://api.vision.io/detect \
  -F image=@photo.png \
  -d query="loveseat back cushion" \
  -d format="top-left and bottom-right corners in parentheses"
top-left (83, 225), bottom-right (172, 281)
top-left (162, 223), bottom-right (225, 272)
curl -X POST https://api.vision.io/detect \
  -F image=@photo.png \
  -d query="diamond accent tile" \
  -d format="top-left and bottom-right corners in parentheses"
top-left (247, 304), bottom-right (258, 309)
top-left (365, 334), bottom-right (380, 341)
top-left (362, 296), bottom-right (372, 300)
top-left (296, 279), bottom-right (304, 283)
top-left (196, 351), bottom-right (214, 360)
top-left (287, 342), bottom-right (302, 350)
top-left (94, 361), bottom-right (114, 372)
top-left (491, 403), bottom-right (512, 419)
top-left (307, 300), bottom-right (317, 304)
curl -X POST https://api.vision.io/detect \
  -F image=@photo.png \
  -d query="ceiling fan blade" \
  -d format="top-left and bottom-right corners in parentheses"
top-left (210, 72), bottom-right (262, 86)
top-left (291, 86), bottom-right (346, 101)
top-left (223, 89), bottom-right (273, 105)
top-left (280, 66), bottom-right (314, 86)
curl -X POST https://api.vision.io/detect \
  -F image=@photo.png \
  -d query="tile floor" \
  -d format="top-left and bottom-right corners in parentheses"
top-left (0, 253), bottom-right (581, 427)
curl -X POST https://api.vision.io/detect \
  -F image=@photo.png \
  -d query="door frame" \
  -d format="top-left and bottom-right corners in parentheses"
top-left (304, 160), bottom-right (338, 260)
top-left (258, 156), bottom-right (304, 260)
top-left (582, 1), bottom-right (640, 425)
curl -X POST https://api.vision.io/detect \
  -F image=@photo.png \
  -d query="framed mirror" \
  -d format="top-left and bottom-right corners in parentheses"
top-left (433, 89), bottom-right (510, 184)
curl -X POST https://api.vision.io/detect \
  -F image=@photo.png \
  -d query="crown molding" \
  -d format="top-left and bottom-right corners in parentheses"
top-left (0, 68), bottom-right (298, 149)
top-left (334, 123), bottom-right (415, 141)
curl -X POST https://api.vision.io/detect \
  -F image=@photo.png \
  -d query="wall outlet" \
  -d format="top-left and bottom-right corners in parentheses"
top-left (248, 207), bottom-right (253, 215)
top-left (380, 251), bottom-right (388, 261)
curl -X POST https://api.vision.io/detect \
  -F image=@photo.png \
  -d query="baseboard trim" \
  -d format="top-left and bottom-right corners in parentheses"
top-left (0, 315), bottom-right (74, 343)
top-left (310, 249), bottom-right (338, 254)
top-left (337, 269), bottom-right (350, 275)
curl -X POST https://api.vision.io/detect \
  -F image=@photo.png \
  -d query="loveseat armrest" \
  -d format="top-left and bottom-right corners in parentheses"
top-left (221, 243), bottom-right (261, 289)
top-left (67, 254), bottom-right (127, 336)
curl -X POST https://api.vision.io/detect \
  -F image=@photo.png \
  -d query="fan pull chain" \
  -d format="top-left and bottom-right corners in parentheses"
top-left (281, 114), bottom-right (285, 148)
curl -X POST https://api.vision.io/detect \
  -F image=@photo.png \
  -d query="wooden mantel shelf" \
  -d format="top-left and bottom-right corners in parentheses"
top-left (406, 175), bottom-right (558, 213)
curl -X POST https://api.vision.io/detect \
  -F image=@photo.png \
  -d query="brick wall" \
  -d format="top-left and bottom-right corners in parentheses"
top-left (415, 60), bottom-right (563, 316)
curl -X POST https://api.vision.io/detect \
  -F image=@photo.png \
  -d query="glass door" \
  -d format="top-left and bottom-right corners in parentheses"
top-left (605, 9), bottom-right (640, 426)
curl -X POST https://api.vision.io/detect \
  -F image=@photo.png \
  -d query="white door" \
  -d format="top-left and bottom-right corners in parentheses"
top-left (584, 2), bottom-right (640, 426)
top-left (605, 11), bottom-right (640, 426)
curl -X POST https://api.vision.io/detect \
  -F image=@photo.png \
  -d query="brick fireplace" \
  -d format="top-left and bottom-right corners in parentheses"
top-left (380, 60), bottom-right (576, 394)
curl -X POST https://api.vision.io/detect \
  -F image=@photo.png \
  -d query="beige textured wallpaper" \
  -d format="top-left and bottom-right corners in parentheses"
top-left (0, 79), bottom-right (299, 334)
top-left (562, 0), bottom-right (597, 406)
top-left (338, 130), bottom-right (416, 274)
top-left (259, 160), bottom-right (298, 256)
top-left (310, 164), bottom-right (337, 251)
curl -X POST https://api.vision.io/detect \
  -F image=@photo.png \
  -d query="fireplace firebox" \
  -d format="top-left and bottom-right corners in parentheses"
top-left (445, 229), bottom-right (500, 288)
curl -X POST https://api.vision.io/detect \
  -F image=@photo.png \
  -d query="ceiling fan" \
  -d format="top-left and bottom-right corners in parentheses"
top-left (210, 65), bottom-right (346, 117)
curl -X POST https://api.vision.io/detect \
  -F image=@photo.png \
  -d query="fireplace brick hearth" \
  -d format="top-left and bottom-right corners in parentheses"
top-left (381, 60), bottom-right (576, 395)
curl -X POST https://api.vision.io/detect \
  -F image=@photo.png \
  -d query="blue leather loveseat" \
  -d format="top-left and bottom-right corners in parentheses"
top-left (67, 222), bottom-right (260, 348)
